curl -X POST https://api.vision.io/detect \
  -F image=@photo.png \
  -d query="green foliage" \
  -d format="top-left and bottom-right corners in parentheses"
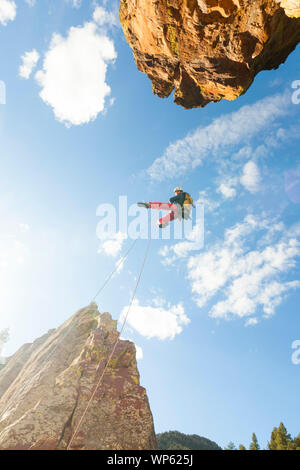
top-left (249, 433), bottom-right (260, 450)
top-left (293, 434), bottom-right (300, 450)
top-left (157, 431), bottom-right (221, 451)
top-left (225, 441), bottom-right (236, 450)
top-left (158, 424), bottom-right (300, 451)
top-left (268, 422), bottom-right (293, 450)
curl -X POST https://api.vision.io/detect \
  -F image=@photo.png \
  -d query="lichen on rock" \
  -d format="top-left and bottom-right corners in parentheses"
top-left (0, 304), bottom-right (156, 450)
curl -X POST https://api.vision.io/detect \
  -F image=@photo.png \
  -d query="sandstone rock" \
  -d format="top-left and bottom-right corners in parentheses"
top-left (0, 330), bottom-right (55, 399)
top-left (119, 0), bottom-right (300, 108)
top-left (0, 304), bottom-right (157, 450)
top-left (277, 0), bottom-right (300, 18)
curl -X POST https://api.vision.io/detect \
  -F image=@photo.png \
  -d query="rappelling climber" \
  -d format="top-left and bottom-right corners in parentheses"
top-left (138, 187), bottom-right (195, 228)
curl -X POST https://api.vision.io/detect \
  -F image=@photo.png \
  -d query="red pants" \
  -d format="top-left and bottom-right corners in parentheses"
top-left (149, 202), bottom-right (179, 226)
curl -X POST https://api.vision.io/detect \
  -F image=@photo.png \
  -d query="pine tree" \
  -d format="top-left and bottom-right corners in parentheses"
top-left (292, 434), bottom-right (300, 450)
top-left (238, 444), bottom-right (246, 450)
top-left (268, 423), bottom-right (293, 450)
top-left (268, 426), bottom-right (278, 450)
top-left (249, 433), bottom-right (260, 450)
top-left (225, 442), bottom-right (236, 450)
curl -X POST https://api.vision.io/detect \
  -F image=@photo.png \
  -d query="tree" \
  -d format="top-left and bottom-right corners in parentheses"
top-left (268, 423), bottom-right (293, 450)
top-left (238, 444), bottom-right (246, 450)
top-left (249, 433), bottom-right (260, 450)
top-left (225, 442), bottom-right (236, 450)
top-left (292, 434), bottom-right (300, 450)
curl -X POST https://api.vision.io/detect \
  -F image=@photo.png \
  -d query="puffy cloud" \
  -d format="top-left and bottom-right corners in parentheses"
top-left (19, 49), bottom-right (40, 79)
top-left (217, 182), bottom-right (237, 199)
top-left (159, 221), bottom-right (204, 265)
top-left (35, 19), bottom-right (117, 126)
top-left (98, 232), bottom-right (127, 258)
top-left (120, 299), bottom-right (190, 340)
top-left (93, 6), bottom-right (118, 27)
top-left (185, 215), bottom-right (300, 321)
top-left (159, 214), bottom-right (300, 324)
top-left (240, 161), bottom-right (261, 193)
top-left (135, 344), bottom-right (143, 360)
top-left (0, 0), bottom-right (16, 25)
top-left (245, 317), bottom-right (258, 327)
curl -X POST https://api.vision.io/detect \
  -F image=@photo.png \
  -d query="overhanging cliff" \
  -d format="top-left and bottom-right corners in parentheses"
top-left (119, 0), bottom-right (300, 108)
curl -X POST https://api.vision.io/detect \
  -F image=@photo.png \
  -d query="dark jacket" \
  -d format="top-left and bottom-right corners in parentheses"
top-left (170, 192), bottom-right (188, 207)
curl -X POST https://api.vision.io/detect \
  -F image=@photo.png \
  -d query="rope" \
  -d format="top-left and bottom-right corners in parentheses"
top-left (0, 238), bottom-right (138, 423)
top-left (179, 164), bottom-right (189, 189)
top-left (67, 236), bottom-right (152, 450)
top-left (91, 238), bottom-right (138, 302)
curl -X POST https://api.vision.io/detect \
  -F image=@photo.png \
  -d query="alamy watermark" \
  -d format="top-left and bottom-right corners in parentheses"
top-left (291, 340), bottom-right (300, 365)
top-left (291, 80), bottom-right (300, 105)
top-left (0, 80), bottom-right (6, 105)
top-left (96, 196), bottom-right (204, 251)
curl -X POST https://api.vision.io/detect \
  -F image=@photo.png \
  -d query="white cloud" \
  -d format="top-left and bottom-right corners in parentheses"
top-left (159, 221), bottom-right (204, 265)
top-left (0, 0), bottom-right (16, 25)
top-left (245, 317), bottom-right (258, 327)
top-left (217, 182), bottom-right (237, 199)
top-left (98, 232), bottom-right (127, 258)
top-left (120, 299), bottom-right (190, 340)
top-left (197, 190), bottom-right (220, 213)
top-left (93, 5), bottom-right (118, 27)
top-left (135, 344), bottom-right (143, 360)
top-left (35, 18), bottom-right (117, 126)
top-left (147, 93), bottom-right (290, 181)
top-left (69, 0), bottom-right (81, 7)
top-left (19, 49), bottom-right (40, 79)
top-left (240, 161), bottom-right (261, 193)
top-left (185, 215), bottom-right (300, 321)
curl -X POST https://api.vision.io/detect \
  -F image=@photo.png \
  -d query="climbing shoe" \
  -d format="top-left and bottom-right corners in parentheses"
top-left (158, 222), bottom-right (169, 229)
top-left (137, 202), bottom-right (150, 209)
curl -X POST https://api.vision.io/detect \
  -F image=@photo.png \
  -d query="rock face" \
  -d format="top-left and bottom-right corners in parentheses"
top-left (0, 304), bottom-right (157, 450)
top-left (277, 0), bottom-right (300, 18)
top-left (119, 0), bottom-right (300, 108)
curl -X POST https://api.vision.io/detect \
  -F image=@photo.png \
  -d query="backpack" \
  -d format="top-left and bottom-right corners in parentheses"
top-left (183, 193), bottom-right (194, 206)
top-left (182, 193), bottom-right (194, 219)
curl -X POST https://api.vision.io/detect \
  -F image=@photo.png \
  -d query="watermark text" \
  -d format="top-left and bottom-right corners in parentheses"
top-left (0, 80), bottom-right (6, 105)
top-left (291, 340), bottom-right (300, 365)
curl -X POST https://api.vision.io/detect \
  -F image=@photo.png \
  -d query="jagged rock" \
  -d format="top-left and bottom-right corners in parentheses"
top-left (0, 304), bottom-right (157, 450)
top-left (119, 0), bottom-right (300, 108)
top-left (277, 0), bottom-right (300, 18)
top-left (0, 330), bottom-right (55, 399)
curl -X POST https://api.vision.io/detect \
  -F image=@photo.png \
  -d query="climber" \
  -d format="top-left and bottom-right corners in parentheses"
top-left (138, 187), bottom-right (194, 228)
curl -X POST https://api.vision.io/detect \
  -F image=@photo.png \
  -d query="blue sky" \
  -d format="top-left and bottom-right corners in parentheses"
top-left (0, 0), bottom-right (300, 449)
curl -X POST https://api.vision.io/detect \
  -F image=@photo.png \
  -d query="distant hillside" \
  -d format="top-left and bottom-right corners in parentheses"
top-left (157, 431), bottom-right (221, 451)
